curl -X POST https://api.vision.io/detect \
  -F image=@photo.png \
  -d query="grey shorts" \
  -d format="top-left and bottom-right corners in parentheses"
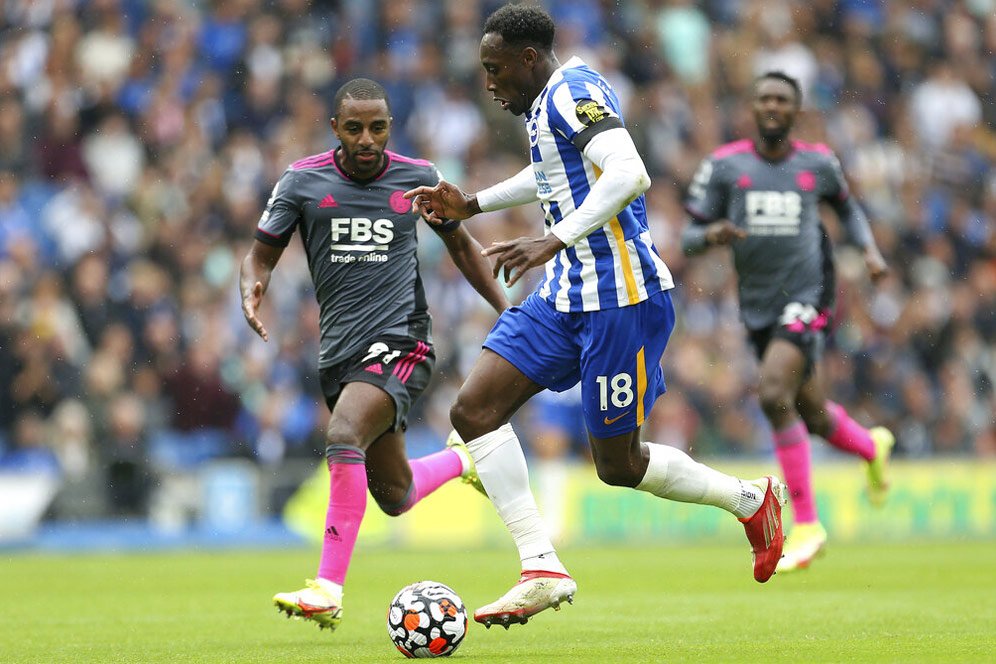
top-left (319, 335), bottom-right (435, 432)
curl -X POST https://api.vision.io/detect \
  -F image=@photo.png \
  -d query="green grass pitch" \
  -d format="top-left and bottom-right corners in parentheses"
top-left (2, 540), bottom-right (993, 663)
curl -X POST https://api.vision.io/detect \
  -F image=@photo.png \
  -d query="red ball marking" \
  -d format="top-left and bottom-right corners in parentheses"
top-left (403, 611), bottom-right (421, 631)
top-left (429, 637), bottom-right (448, 654)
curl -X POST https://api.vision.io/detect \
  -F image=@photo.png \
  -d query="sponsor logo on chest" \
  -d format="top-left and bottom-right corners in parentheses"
top-left (328, 217), bottom-right (395, 262)
top-left (744, 191), bottom-right (802, 236)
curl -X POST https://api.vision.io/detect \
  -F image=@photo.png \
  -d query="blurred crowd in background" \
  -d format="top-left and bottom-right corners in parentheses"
top-left (0, 0), bottom-right (993, 522)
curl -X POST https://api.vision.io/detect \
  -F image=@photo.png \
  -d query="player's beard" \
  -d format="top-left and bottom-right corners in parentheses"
top-left (757, 115), bottom-right (793, 145)
top-left (346, 148), bottom-right (384, 178)
top-left (758, 123), bottom-right (791, 147)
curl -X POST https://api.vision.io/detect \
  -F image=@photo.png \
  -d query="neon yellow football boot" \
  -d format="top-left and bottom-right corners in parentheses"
top-left (446, 429), bottom-right (487, 497)
top-left (273, 578), bottom-right (343, 631)
top-left (867, 427), bottom-right (895, 508)
top-left (776, 521), bottom-right (828, 573)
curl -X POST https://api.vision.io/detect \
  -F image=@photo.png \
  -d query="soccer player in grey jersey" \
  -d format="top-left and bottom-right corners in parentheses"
top-left (682, 71), bottom-right (896, 573)
top-left (240, 78), bottom-right (507, 632)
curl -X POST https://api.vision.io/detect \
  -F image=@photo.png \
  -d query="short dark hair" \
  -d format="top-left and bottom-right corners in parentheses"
top-left (333, 78), bottom-right (390, 118)
top-left (755, 71), bottom-right (802, 105)
top-left (483, 3), bottom-right (555, 51)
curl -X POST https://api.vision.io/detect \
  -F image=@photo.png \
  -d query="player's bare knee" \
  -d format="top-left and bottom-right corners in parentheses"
top-left (758, 387), bottom-right (794, 422)
top-left (450, 398), bottom-right (498, 441)
top-left (325, 424), bottom-right (367, 450)
top-left (594, 459), bottom-right (641, 488)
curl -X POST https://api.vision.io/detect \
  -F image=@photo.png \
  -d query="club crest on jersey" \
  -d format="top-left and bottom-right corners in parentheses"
top-left (528, 119), bottom-right (539, 147)
top-left (575, 99), bottom-right (607, 126)
top-left (796, 170), bottom-right (816, 192)
top-left (744, 191), bottom-right (802, 236)
top-left (389, 190), bottom-right (410, 214)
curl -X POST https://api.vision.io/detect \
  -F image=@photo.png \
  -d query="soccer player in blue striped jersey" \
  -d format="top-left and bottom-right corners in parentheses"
top-left (406, 3), bottom-right (787, 628)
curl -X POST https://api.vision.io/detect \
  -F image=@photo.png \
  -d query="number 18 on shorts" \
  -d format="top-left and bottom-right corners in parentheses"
top-left (484, 290), bottom-right (676, 438)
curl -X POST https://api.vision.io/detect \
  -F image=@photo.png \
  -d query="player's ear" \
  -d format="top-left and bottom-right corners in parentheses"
top-left (330, 117), bottom-right (339, 137)
top-left (521, 46), bottom-right (537, 69)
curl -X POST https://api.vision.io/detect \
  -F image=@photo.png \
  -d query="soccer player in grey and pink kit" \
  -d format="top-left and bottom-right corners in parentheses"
top-left (682, 71), bottom-right (895, 573)
top-left (240, 78), bottom-right (507, 632)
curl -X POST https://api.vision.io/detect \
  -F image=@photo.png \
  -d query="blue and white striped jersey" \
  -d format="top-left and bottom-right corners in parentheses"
top-left (526, 56), bottom-right (673, 313)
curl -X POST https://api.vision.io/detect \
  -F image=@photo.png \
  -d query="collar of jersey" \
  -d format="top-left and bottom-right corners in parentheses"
top-left (529, 55), bottom-right (587, 117)
top-left (332, 147), bottom-right (391, 184)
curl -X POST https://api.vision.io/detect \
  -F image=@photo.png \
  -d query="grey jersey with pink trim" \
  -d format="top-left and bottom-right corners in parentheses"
top-left (682, 139), bottom-right (873, 330)
top-left (256, 149), bottom-right (453, 368)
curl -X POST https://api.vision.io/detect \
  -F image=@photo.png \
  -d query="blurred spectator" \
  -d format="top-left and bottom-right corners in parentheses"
top-left (104, 391), bottom-right (152, 515)
top-left (0, 0), bottom-right (991, 527)
top-left (909, 59), bottom-right (982, 153)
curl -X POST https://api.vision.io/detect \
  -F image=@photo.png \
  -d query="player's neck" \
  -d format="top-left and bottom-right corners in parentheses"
top-left (529, 54), bottom-right (561, 101)
top-left (755, 136), bottom-right (793, 161)
top-left (334, 147), bottom-right (387, 182)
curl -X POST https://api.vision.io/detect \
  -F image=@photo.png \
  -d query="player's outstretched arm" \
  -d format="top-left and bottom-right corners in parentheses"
top-left (404, 180), bottom-right (481, 223)
top-left (438, 225), bottom-right (510, 314)
top-left (239, 240), bottom-right (284, 342)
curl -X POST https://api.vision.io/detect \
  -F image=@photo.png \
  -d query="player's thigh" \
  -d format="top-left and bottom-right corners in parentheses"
top-left (322, 336), bottom-right (436, 445)
top-left (796, 359), bottom-right (831, 430)
top-left (325, 382), bottom-right (396, 448)
top-left (454, 349), bottom-right (546, 436)
top-left (479, 293), bottom-right (583, 391)
top-left (459, 294), bottom-right (579, 432)
top-left (758, 317), bottom-right (827, 400)
top-left (757, 339), bottom-right (808, 403)
top-left (579, 290), bottom-right (676, 438)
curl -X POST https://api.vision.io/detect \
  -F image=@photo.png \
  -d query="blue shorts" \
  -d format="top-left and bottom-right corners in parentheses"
top-left (484, 290), bottom-right (675, 437)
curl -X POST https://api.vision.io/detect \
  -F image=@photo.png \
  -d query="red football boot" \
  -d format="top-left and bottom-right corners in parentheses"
top-left (738, 476), bottom-right (788, 583)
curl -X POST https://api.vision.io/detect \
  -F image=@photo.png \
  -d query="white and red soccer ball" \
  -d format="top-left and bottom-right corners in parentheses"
top-left (387, 581), bottom-right (467, 658)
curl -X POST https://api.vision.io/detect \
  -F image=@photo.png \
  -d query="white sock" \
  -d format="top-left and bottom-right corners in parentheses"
top-left (635, 442), bottom-right (764, 519)
top-left (465, 424), bottom-right (568, 575)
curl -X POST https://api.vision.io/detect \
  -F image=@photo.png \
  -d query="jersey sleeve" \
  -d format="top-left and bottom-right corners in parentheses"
top-left (423, 165), bottom-right (462, 234)
top-left (817, 151), bottom-right (851, 203)
top-left (546, 76), bottom-right (624, 152)
top-left (255, 169), bottom-right (301, 247)
top-left (684, 156), bottom-right (727, 222)
top-left (819, 152), bottom-right (874, 248)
